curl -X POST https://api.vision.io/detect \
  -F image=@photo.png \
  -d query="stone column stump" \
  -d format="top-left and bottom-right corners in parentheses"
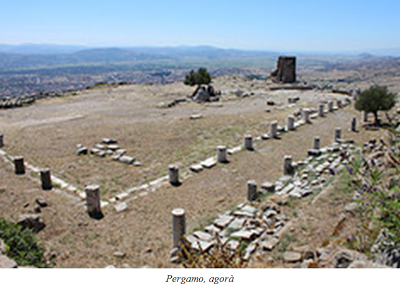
top-left (172, 208), bottom-right (186, 249)
top-left (244, 135), bottom-right (253, 150)
top-left (351, 117), bottom-right (357, 132)
top-left (40, 168), bottom-right (52, 190)
top-left (303, 109), bottom-right (311, 123)
top-left (283, 155), bottom-right (294, 175)
top-left (362, 111), bottom-right (369, 123)
top-left (313, 136), bottom-right (321, 150)
top-left (85, 184), bottom-right (103, 219)
top-left (169, 164), bottom-right (180, 186)
top-left (319, 104), bottom-right (325, 117)
top-left (328, 101), bottom-right (334, 112)
top-left (14, 156), bottom-right (25, 175)
top-left (270, 121), bottom-right (278, 138)
top-left (335, 128), bottom-right (342, 142)
top-left (287, 116), bottom-right (295, 131)
top-left (217, 146), bottom-right (228, 163)
top-left (247, 180), bottom-right (258, 201)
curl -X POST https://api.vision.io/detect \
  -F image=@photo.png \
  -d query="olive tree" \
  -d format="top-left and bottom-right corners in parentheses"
top-left (355, 85), bottom-right (397, 125)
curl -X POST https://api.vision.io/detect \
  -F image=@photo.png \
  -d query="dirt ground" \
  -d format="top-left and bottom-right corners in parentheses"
top-left (0, 76), bottom-right (348, 199)
top-left (0, 74), bottom-right (387, 267)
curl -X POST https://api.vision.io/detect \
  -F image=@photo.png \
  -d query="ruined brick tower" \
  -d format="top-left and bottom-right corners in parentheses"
top-left (271, 56), bottom-right (296, 83)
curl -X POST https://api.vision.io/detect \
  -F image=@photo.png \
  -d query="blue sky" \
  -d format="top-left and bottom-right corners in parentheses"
top-left (1, 0), bottom-right (399, 51)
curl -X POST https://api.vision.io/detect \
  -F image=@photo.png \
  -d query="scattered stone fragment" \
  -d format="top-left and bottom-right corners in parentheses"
top-left (201, 158), bottom-right (217, 169)
top-left (244, 243), bottom-right (257, 260)
top-left (214, 215), bottom-right (234, 228)
top-left (261, 182), bottom-right (275, 192)
top-left (97, 151), bottom-right (106, 157)
top-left (233, 210), bottom-right (254, 218)
top-left (204, 224), bottom-right (220, 236)
top-left (76, 147), bottom-right (88, 155)
top-left (283, 251), bottom-right (302, 263)
top-left (193, 231), bottom-right (213, 242)
top-left (111, 154), bottom-right (121, 161)
top-left (90, 148), bottom-right (100, 155)
top-left (35, 197), bottom-right (47, 207)
top-left (227, 218), bottom-right (246, 230)
top-left (333, 250), bottom-right (354, 268)
top-left (226, 240), bottom-right (240, 251)
top-left (262, 237), bottom-right (280, 251)
top-left (227, 146), bottom-right (242, 155)
top-left (119, 156), bottom-right (135, 164)
top-left (190, 114), bottom-right (203, 120)
top-left (115, 149), bottom-right (126, 156)
top-left (0, 255), bottom-right (17, 268)
top-left (114, 202), bottom-right (128, 213)
top-left (133, 161), bottom-right (143, 167)
top-left (102, 138), bottom-right (117, 144)
top-left (113, 251), bottom-right (126, 258)
top-left (190, 164), bottom-right (203, 173)
top-left (17, 214), bottom-right (46, 233)
top-left (107, 144), bottom-right (120, 151)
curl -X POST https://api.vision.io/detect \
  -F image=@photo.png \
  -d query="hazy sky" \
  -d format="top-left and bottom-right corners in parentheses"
top-left (1, 0), bottom-right (399, 51)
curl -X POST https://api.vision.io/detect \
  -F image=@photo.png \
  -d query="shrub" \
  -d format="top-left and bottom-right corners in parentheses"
top-left (347, 126), bottom-right (400, 250)
top-left (0, 217), bottom-right (47, 267)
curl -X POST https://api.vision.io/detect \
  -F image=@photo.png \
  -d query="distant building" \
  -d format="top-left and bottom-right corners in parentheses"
top-left (271, 56), bottom-right (296, 83)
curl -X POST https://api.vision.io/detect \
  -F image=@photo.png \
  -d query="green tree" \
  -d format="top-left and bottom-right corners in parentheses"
top-left (184, 68), bottom-right (211, 87)
top-left (355, 85), bottom-right (397, 125)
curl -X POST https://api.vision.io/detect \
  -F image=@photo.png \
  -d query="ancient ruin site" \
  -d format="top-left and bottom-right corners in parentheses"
top-left (1, 53), bottom-right (400, 269)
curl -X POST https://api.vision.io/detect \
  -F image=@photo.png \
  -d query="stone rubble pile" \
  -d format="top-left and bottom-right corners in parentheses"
top-left (180, 140), bottom-right (358, 263)
top-left (75, 138), bottom-right (142, 166)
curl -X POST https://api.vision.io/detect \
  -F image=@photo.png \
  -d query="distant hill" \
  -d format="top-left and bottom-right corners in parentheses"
top-left (0, 43), bottom-right (87, 54)
top-left (0, 46), bottom-right (280, 71)
top-left (0, 44), bottom-right (399, 72)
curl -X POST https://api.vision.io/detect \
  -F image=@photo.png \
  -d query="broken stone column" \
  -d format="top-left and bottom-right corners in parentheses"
top-left (270, 121), bottom-right (278, 138)
top-left (172, 208), bottom-right (186, 248)
top-left (169, 165), bottom-right (180, 186)
top-left (85, 184), bottom-right (103, 219)
top-left (40, 168), bottom-right (52, 190)
top-left (217, 146), bottom-right (228, 163)
top-left (14, 156), bottom-right (25, 175)
top-left (337, 100), bottom-right (343, 108)
top-left (283, 155), bottom-right (294, 175)
top-left (362, 111), bottom-right (369, 122)
top-left (351, 117), bottom-right (357, 132)
top-left (319, 104), bottom-right (325, 117)
top-left (328, 101), bottom-right (334, 112)
top-left (302, 109), bottom-right (311, 123)
top-left (335, 128), bottom-right (342, 142)
top-left (244, 135), bottom-right (253, 150)
top-left (313, 137), bottom-right (321, 150)
top-left (0, 134), bottom-right (3, 147)
top-left (287, 116), bottom-right (295, 131)
top-left (247, 180), bottom-right (258, 201)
